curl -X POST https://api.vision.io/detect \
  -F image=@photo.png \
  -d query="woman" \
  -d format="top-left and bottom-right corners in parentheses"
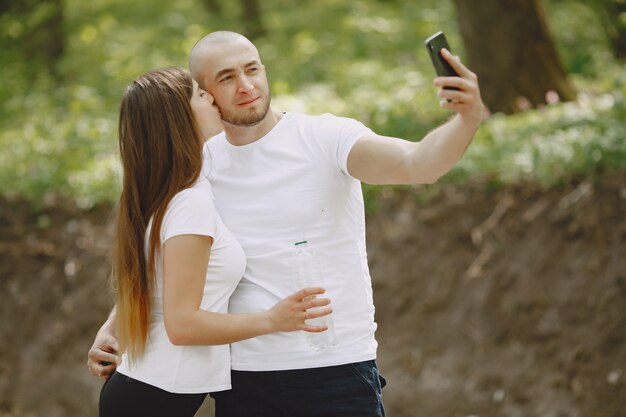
top-left (98, 67), bottom-right (332, 417)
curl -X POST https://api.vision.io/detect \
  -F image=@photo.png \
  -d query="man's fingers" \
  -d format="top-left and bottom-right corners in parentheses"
top-left (96, 365), bottom-right (116, 379)
top-left (107, 338), bottom-right (119, 353)
top-left (434, 76), bottom-right (469, 90)
top-left (89, 360), bottom-right (116, 376)
top-left (438, 89), bottom-right (472, 105)
top-left (89, 349), bottom-right (119, 365)
top-left (439, 100), bottom-right (469, 111)
top-left (87, 346), bottom-right (121, 380)
top-left (434, 77), bottom-right (478, 102)
top-left (440, 48), bottom-right (473, 79)
top-left (96, 334), bottom-right (120, 352)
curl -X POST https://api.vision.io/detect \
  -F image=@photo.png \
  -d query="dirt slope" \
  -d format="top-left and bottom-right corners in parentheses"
top-left (0, 173), bottom-right (624, 417)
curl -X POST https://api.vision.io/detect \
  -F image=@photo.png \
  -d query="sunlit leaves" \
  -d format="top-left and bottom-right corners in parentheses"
top-left (451, 93), bottom-right (626, 187)
top-left (0, 0), bottom-right (624, 209)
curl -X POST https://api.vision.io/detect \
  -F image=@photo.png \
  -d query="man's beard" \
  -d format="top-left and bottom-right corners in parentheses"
top-left (220, 93), bottom-right (271, 127)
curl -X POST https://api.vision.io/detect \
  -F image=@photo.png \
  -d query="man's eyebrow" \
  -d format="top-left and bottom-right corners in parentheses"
top-left (244, 60), bottom-right (261, 68)
top-left (214, 61), bottom-right (261, 80)
top-left (214, 68), bottom-right (234, 81)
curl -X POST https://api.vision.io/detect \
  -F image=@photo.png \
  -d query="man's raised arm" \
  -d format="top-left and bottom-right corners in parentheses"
top-left (347, 48), bottom-right (485, 185)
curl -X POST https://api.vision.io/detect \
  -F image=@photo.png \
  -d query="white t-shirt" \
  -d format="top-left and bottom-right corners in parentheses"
top-left (117, 177), bottom-right (246, 393)
top-left (203, 112), bottom-right (377, 371)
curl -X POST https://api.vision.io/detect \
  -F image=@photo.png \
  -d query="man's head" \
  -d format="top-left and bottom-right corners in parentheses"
top-left (189, 31), bottom-right (271, 127)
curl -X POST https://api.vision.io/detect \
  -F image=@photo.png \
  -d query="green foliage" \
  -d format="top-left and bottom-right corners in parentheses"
top-left (0, 78), bottom-right (120, 207)
top-left (359, 88), bottom-right (626, 210)
top-left (449, 91), bottom-right (626, 187)
top-left (544, 0), bottom-right (613, 76)
top-left (0, 0), bottom-right (623, 208)
top-left (0, 0), bottom-right (213, 208)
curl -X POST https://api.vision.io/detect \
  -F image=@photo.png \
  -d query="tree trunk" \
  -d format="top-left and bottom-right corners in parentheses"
top-left (240, 0), bottom-right (265, 39)
top-left (202, 0), bottom-right (222, 17)
top-left (454, 0), bottom-right (576, 114)
top-left (1, 0), bottom-right (65, 79)
top-left (36, 0), bottom-right (65, 67)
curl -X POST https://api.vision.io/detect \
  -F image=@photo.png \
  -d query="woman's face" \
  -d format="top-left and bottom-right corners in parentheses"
top-left (190, 79), bottom-right (223, 140)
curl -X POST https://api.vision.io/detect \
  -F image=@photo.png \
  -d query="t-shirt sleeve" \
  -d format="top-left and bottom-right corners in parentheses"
top-left (161, 189), bottom-right (218, 242)
top-left (312, 113), bottom-right (374, 177)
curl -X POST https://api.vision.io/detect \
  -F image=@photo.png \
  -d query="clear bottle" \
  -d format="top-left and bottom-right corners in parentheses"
top-left (293, 240), bottom-right (335, 351)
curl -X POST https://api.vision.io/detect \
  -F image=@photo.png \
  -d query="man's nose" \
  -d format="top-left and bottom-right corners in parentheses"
top-left (237, 76), bottom-right (254, 94)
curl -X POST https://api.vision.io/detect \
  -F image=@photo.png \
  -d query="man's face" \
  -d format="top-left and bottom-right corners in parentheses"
top-left (196, 40), bottom-right (271, 127)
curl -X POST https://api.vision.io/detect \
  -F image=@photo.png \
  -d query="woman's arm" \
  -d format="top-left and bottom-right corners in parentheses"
top-left (162, 234), bottom-right (332, 346)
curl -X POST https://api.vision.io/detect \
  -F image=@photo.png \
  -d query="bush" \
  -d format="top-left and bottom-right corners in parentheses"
top-left (0, 0), bottom-right (624, 208)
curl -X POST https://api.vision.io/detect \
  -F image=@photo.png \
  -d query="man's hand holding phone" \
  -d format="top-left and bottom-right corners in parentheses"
top-left (425, 32), bottom-right (485, 129)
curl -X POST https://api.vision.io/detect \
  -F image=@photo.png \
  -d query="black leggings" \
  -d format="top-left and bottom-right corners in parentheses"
top-left (99, 371), bottom-right (208, 417)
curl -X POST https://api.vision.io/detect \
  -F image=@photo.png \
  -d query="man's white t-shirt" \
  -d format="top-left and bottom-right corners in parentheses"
top-left (117, 177), bottom-right (246, 393)
top-left (203, 112), bottom-right (377, 371)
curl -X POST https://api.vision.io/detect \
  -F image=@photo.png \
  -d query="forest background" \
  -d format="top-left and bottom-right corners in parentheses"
top-left (0, 0), bottom-right (624, 416)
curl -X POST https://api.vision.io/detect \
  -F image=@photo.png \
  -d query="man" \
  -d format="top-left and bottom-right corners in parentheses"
top-left (88, 30), bottom-right (484, 416)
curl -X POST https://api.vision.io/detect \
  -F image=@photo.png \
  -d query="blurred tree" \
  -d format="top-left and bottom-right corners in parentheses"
top-left (202, 0), bottom-right (222, 17)
top-left (199, 0), bottom-right (265, 39)
top-left (454, 0), bottom-right (576, 114)
top-left (240, 0), bottom-right (265, 39)
top-left (0, 0), bottom-right (65, 80)
top-left (585, 0), bottom-right (626, 60)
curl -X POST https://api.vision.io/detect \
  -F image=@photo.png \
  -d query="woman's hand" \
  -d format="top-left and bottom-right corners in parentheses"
top-left (164, 235), bottom-right (332, 345)
top-left (265, 287), bottom-right (332, 333)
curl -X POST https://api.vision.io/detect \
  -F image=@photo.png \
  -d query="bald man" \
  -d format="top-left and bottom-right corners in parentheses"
top-left (89, 31), bottom-right (484, 417)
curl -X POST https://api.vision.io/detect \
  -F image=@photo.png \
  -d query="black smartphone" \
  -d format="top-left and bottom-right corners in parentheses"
top-left (424, 31), bottom-right (460, 90)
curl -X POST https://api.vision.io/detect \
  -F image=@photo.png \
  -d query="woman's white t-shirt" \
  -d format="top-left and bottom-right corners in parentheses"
top-left (116, 177), bottom-right (246, 393)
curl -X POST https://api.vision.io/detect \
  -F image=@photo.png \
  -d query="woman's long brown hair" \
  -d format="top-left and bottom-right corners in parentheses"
top-left (113, 67), bottom-right (204, 362)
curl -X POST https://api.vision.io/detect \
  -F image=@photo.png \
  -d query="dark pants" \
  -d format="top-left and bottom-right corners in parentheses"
top-left (99, 371), bottom-right (207, 417)
top-left (210, 360), bottom-right (386, 417)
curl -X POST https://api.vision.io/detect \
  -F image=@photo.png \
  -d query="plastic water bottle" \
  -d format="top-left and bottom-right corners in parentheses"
top-left (293, 240), bottom-right (335, 351)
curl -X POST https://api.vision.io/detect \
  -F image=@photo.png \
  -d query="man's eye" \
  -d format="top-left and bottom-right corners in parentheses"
top-left (220, 76), bottom-right (232, 82)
